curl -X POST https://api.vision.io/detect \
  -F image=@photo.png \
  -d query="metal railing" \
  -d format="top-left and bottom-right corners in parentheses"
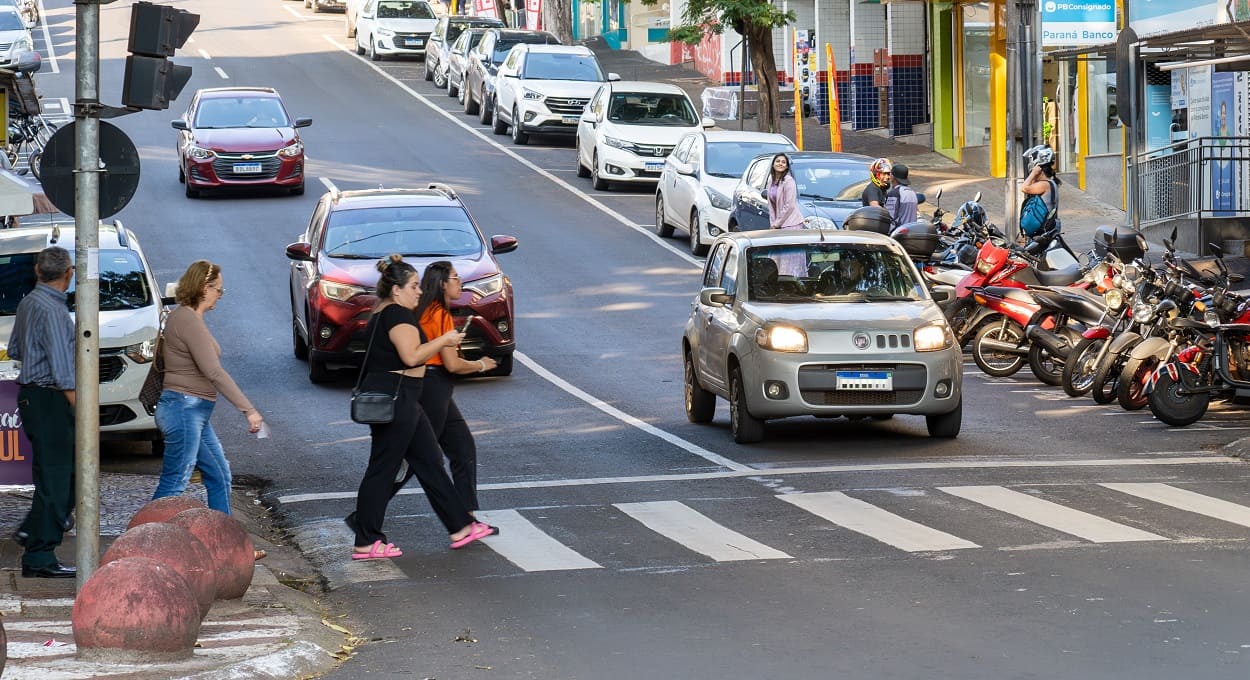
top-left (1133, 136), bottom-right (1250, 227)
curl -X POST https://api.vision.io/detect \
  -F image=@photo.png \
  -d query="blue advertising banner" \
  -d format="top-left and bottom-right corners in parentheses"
top-left (1041, 1), bottom-right (1117, 46)
top-left (1146, 84), bottom-right (1173, 152)
top-left (1130, 0), bottom-right (1223, 37)
top-left (1211, 71), bottom-right (1236, 215)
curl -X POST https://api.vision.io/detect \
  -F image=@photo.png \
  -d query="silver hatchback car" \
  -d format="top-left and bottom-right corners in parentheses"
top-left (682, 229), bottom-right (963, 443)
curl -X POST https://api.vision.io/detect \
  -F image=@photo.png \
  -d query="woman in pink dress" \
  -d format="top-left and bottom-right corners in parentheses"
top-left (766, 153), bottom-right (807, 277)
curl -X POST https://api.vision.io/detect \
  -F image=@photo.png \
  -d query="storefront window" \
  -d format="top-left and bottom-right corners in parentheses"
top-left (961, 3), bottom-right (993, 147)
top-left (575, 0), bottom-right (602, 40)
top-left (1087, 58), bottom-right (1123, 156)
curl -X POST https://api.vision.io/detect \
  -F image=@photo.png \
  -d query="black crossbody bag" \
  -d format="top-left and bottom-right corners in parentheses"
top-left (350, 316), bottom-right (400, 425)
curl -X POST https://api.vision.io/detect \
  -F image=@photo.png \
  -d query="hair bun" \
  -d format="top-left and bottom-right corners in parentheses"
top-left (375, 258), bottom-right (390, 274)
top-left (376, 253), bottom-right (405, 274)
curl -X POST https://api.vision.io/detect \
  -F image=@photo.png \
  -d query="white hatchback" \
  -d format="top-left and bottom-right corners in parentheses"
top-left (575, 81), bottom-right (714, 191)
top-left (0, 222), bottom-right (168, 451)
top-left (353, 0), bottom-right (439, 60)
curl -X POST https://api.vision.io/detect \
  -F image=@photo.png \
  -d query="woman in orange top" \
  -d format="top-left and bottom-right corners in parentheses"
top-left (401, 260), bottom-right (497, 514)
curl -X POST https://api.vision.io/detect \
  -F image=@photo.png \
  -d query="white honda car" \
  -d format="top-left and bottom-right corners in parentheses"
top-left (655, 130), bottom-right (796, 256)
top-left (352, 0), bottom-right (439, 60)
top-left (491, 44), bottom-right (616, 145)
top-left (575, 81), bottom-right (713, 191)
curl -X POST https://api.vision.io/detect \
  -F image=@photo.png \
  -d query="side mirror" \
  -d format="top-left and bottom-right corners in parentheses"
top-left (14, 50), bottom-right (40, 75)
top-left (171, 120), bottom-right (188, 131)
top-left (285, 242), bottom-right (315, 261)
top-left (933, 187), bottom-right (943, 201)
top-left (294, 117), bottom-right (313, 128)
top-left (699, 287), bottom-right (731, 306)
top-left (916, 192), bottom-right (926, 205)
top-left (581, 114), bottom-right (595, 129)
top-left (490, 235), bottom-right (518, 254)
top-left (1211, 243), bottom-right (1224, 259)
top-left (607, 72), bottom-right (621, 81)
top-left (1163, 238), bottom-right (1174, 252)
top-left (930, 287), bottom-right (952, 303)
top-left (164, 282), bottom-right (179, 299)
top-left (1232, 273), bottom-right (1246, 284)
top-left (701, 117), bottom-right (716, 129)
top-left (673, 160), bottom-right (695, 176)
top-left (973, 191), bottom-right (982, 202)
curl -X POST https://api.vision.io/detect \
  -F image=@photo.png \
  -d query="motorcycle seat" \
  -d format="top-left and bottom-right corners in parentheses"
top-left (1033, 263), bottom-right (1082, 287)
top-left (982, 286), bottom-right (1036, 304)
top-left (1217, 323), bottom-right (1250, 333)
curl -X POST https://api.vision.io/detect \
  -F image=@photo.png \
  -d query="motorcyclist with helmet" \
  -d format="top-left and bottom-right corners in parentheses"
top-left (1021, 143), bottom-right (1061, 229)
top-left (862, 158), bottom-right (892, 207)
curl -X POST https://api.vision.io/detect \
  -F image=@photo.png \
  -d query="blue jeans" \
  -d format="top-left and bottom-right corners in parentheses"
top-left (152, 390), bottom-right (232, 514)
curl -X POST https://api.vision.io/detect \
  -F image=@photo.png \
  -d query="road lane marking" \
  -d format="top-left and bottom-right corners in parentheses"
top-left (473, 509), bottom-right (602, 571)
top-left (1101, 483), bottom-right (1250, 528)
top-left (36, 0), bottom-right (58, 74)
top-left (778, 491), bottom-right (980, 552)
top-left (515, 351), bottom-right (751, 472)
top-left (198, 48), bottom-right (211, 60)
top-left (215, 67), bottom-right (229, 79)
top-left (939, 485), bottom-right (1166, 543)
top-left (274, 455), bottom-right (1236, 504)
top-left (283, 4), bottom-right (307, 19)
top-left (320, 34), bottom-right (703, 269)
top-left (614, 500), bottom-right (792, 561)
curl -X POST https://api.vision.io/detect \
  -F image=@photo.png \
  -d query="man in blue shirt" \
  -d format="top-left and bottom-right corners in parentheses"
top-left (8, 246), bottom-right (77, 578)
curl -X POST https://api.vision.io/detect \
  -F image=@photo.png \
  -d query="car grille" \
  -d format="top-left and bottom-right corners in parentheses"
top-left (100, 404), bottom-right (138, 426)
top-left (800, 389), bottom-right (925, 406)
top-left (212, 151), bottom-right (282, 180)
top-left (796, 363), bottom-right (928, 407)
top-left (635, 169), bottom-right (663, 179)
top-left (871, 333), bottom-right (911, 349)
top-left (100, 355), bottom-right (125, 383)
top-left (545, 97), bottom-right (589, 115)
top-left (632, 144), bottom-right (673, 158)
top-left (394, 32), bottom-right (431, 49)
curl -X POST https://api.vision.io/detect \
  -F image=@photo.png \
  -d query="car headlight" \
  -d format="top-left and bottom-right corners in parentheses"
top-left (755, 324), bottom-right (807, 353)
top-left (319, 280), bottom-right (369, 302)
top-left (522, 88), bottom-right (545, 101)
top-left (10, 37), bottom-right (30, 54)
top-left (704, 186), bottom-right (732, 210)
top-left (187, 145), bottom-right (215, 160)
top-left (1104, 289), bottom-right (1124, 311)
top-left (463, 273), bottom-right (504, 298)
top-left (124, 340), bottom-right (156, 364)
top-left (277, 141), bottom-right (304, 158)
top-left (913, 322), bottom-right (954, 352)
top-left (377, 27), bottom-right (395, 37)
top-left (803, 215), bottom-right (836, 230)
top-left (603, 136), bottom-right (632, 151)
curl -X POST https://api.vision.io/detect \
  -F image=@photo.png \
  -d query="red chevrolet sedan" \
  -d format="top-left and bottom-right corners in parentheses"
top-left (285, 184), bottom-right (518, 382)
top-left (172, 87), bottom-right (311, 198)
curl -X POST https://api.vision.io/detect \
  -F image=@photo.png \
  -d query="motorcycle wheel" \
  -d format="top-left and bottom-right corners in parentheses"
top-left (946, 298), bottom-right (975, 348)
top-left (972, 320), bottom-right (1026, 377)
top-left (1028, 343), bottom-right (1064, 386)
top-left (1148, 366), bottom-right (1211, 427)
top-left (1116, 356), bottom-right (1157, 411)
top-left (1090, 351), bottom-right (1127, 405)
top-left (1062, 336), bottom-right (1106, 398)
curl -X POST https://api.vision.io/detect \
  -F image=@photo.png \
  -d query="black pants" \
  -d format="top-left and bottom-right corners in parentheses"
top-left (393, 366), bottom-right (478, 511)
top-left (353, 374), bottom-right (473, 546)
top-left (16, 385), bottom-right (75, 568)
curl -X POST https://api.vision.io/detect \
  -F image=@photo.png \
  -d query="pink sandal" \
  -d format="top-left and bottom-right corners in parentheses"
top-left (352, 540), bottom-right (403, 560)
top-left (450, 522), bottom-right (498, 550)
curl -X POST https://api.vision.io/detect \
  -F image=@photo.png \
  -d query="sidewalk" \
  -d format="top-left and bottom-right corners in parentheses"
top-left (0, 475), bottom-right (349, 678)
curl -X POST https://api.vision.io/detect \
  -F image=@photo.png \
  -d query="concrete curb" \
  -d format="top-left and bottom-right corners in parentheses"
top-left (1220, 437), bottom-right (1250, 458)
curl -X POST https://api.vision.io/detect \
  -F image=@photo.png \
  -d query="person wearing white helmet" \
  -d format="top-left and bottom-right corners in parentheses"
top-left (1020, 144), bottom-right (1061, 231)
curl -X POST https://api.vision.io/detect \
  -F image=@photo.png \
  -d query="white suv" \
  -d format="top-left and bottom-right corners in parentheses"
top-left (491, 44), bottom-right (617, 145)
top-left (0, 222), bottom-right (167, 451)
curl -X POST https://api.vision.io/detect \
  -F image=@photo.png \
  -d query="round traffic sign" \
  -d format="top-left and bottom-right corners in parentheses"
top-left (39, 120), bottom-right (142, 219)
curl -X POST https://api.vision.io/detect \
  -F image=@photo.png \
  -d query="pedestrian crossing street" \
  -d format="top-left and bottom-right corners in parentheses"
top-left (304, 481), bottom-right (1250, 587)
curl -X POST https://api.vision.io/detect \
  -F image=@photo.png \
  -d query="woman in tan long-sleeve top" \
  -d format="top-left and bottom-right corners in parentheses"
top-left (152, 260), bottom-right (263, 515)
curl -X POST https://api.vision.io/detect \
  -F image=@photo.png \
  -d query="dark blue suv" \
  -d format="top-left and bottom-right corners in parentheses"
top-left (728, 151), bottom-right (874, 232)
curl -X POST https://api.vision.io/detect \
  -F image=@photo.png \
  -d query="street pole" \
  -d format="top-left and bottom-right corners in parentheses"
top-left (1005, 0), bottom-right (1041, 242)
top-left (74, 0), bottom-right (102, 589)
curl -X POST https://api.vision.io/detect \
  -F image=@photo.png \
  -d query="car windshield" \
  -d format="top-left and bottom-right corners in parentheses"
top-left (0, 249), bottom-right (153, 315)
top-left (0, 11), bottom-right (23, 31)
top-left (324, 206), bottom-right (483, 259)
top-left (705, 141), bottom-right (795, 178)
top-left (746, 244), bottom-right (924, 303)
top-left (607, 93), bottom-right (697, 126)
top-left (194, 97), bottom-right (290, 129)
top-left (788, 158), bottom-right (871, 202)
top-left (377, 1), bottom-right (435, 19)
top-left (493, 37), bottom-right (554, 63)
top-left (447, 21), bottom-right (497, 43)
top-left (522, 53), bottom-right (603, 81)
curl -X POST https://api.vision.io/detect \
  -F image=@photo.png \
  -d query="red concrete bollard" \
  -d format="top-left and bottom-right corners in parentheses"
top-left (127, 496), bottom-right (207, 530)
top-left (169, 508), bottom-right (254, 600)
top-left (72, 556), bottom-right (200, 661)
top-left (101, 522), bottom-right (217, 619)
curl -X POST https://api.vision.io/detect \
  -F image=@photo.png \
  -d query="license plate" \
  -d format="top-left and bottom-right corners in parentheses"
top-left (835, 370), bottom-right (893, 391)
top-left (644, 161), bottom-right (664, 172)
top-left (232, 162), bottom-right (262, 174)
top-left (561, 115), bottom-right (579, 125)
top-left (406, 38), bottom-right (424, 47)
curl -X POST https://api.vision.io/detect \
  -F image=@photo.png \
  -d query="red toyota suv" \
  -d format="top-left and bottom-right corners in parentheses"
top-left (285, 184), bottom-right (518, 382)
top-left (172, 87), bottom-right (311, 198)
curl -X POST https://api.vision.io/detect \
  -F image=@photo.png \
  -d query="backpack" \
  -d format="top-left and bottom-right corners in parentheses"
top-left (1019, 180), bottom-right (1057, 237)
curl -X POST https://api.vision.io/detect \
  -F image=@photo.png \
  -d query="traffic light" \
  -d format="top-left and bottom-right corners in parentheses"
top-left (121, 2), bottom-right (199, 110)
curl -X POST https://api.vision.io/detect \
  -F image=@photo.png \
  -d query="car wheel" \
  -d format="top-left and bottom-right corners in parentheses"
top-left (423, 58), bottom-right (434, 81)
top-left (575, 139), bottom-right (590, 178)
top-left (689, 209), bottom-right (709, 255)
top-left (925, 398), bottom-right (962, 438)
top-left (185, 183), bottom-right (199, 199)
top-left (433, 66), bottom-right (447, 88)
top-left (654, 193), bottom-right (674, 237)
top-left (463, 82), bottom-right (478, 115)
top-left (510, 108), bottom-right (529, 144)
top-left (447, 78), bottom-right (458, 98)
top-left (308, 357), bottom-right (333, 384)
top-left (290, 181), bottom-right (305, 196)
top-left (346, 19), bottom-right (354, 39)
top-left (368, 37), bottom-right (381, 61)
top-left (591, 151), bottom-right (608, 191)
top-left (177, 163), bottom-right (185, 184)
top-left (485, 353), bottom-right (513, 377)
top-left (729, 366), bottom-right (764, 443)
top-left (491, 104), bottom-right (508, 135)
top-left (354, 35), bottom-right (365, 55)
top-left (478, 91), bottom-right (493, 125)
top-left (292, 314), bottom-right (309, 361)
top-left (684, 350), bottom-right (715, 423)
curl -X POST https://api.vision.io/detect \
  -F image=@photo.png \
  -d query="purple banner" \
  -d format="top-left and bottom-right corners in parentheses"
top-left (0, 381), bottom-right (33, 485)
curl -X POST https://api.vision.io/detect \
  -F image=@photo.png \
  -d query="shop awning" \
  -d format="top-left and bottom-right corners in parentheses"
top-left (0, 169), bottom-right (55, 217)
top-left (1050, 20), bottom-right (1250, 64)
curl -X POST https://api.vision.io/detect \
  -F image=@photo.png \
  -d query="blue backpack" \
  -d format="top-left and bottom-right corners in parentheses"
top-left (1019, 181), bottom-right (1057, 237)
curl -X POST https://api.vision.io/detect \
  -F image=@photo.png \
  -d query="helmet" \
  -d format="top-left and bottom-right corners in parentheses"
top-left (869, 158), bottom-right (893, 188)
top-left (1023, 144), bottom-right (1054, 168)
top-left (952, 201), bottom-right (987, 230)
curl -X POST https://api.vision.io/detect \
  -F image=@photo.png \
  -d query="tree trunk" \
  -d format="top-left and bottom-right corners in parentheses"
top-left (544, 0), bottom-right (573, 45)
top-left (494, 1), bottom-right (507, 25)
top-left (746, 24), bottom-right (780, 133)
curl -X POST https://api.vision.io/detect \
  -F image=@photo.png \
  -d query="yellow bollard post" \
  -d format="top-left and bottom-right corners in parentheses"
top-left (826, 43), bottom-right (842, 152)
top-left (793, 30), bottom-right (803, 150)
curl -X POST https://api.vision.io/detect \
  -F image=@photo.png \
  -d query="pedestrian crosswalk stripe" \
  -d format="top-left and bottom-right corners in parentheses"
top-left (473, 509), bottom-right (603, 572)
top-left (939, 485), bottom-right (1167, 543)
top-left (1100, 483), bottom-right (1250, 528)
top-left (614, 501), bottom-right (793, 561)
top-left (777, 491), bottom-right (980, 552)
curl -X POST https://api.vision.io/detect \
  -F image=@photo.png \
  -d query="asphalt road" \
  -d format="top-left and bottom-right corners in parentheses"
top-left (31, 1), bottom-right (1250, 677)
